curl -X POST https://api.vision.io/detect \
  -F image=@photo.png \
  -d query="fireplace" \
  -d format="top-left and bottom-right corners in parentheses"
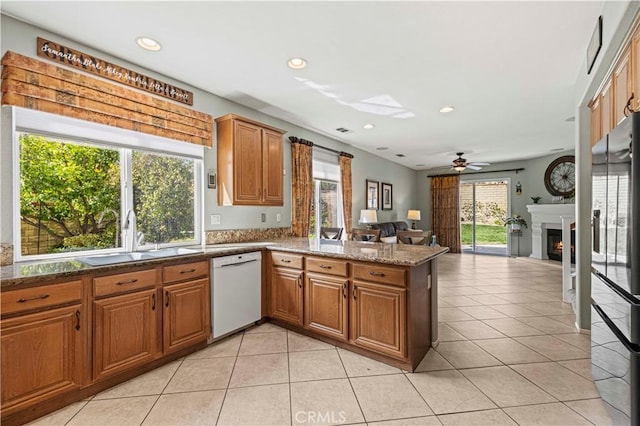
top-left (547, 228), bottom-right (575, 263)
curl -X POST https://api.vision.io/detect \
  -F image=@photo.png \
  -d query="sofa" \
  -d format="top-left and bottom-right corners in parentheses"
top-left (371, 221), bottom-right (410, 242)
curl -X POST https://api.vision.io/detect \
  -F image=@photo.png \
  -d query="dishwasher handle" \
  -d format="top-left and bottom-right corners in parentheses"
top-left (219, 259), bottom-right (258, 268)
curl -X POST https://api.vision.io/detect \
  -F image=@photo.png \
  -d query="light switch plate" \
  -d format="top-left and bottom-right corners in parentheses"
top-left (261, 213), bottom-right (266, 222)
top-left (276, 213), bottom-right (281, 222)
top-left (210, 214), bottom-right (220, 225)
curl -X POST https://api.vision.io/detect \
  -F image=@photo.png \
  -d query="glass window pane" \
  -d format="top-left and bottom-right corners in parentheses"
top-left (132, 151), bottom-right (195, 245)
top-left (319, 181), bottom-right (339, 227)
top-left (19, 133), bottom-right (121, 255)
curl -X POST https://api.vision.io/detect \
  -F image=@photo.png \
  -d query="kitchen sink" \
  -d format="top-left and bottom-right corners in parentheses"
top-left (78, 247), bottom-right (201, 266)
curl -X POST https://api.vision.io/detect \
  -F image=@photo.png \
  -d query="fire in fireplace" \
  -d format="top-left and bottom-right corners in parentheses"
top-left (546, 228), bottom-right (575, 263)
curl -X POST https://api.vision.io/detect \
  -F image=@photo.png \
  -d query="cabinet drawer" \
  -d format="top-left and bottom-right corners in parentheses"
top-left (352, 263), bottom-right (406, 287)
top-left (271, 252), bottom-right (303, 269)
top-left (163, 260), bottom-right (209, 284)
top-left (306, 257), bottom-right (348, 277)
top-left (94, 269), bottom-right (156, 298)
top-left (2, 280), bottom-right (82, 315)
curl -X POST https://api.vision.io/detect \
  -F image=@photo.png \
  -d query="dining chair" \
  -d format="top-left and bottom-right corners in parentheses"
top-left (351, 228), bottom-right (381, 242)
top-left (320, 227), bottom-right (343, 240)
top-left (397, 230), bottom-right (431, 245)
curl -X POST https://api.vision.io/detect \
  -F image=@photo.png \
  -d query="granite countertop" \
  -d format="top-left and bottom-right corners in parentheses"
top-left (0, 238), bottom-right (449, 289)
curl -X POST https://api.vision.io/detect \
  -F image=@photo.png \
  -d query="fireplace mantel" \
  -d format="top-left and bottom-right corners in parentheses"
top-left (526, 203), bottom-right (575, 304)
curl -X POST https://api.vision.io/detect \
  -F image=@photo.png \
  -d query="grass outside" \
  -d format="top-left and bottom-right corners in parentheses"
top-left (461, 223), bottom-right (507, 245)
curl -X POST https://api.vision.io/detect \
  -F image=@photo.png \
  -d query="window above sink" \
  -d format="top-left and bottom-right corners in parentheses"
top-left (9, 107), bottom-right (204, 263)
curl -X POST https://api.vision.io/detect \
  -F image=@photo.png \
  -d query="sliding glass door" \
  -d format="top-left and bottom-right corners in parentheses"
top-left (460, 179), bottom-right (509, 255)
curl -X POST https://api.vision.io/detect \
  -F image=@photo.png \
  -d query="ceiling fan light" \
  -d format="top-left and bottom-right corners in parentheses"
top-left (453, 165), bottom-right (466, 172)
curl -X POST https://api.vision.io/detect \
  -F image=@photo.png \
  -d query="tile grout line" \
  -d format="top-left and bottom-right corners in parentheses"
top-left (335, 346), bottom-right (367, 424)
top-left (215, 330), bottom-right (245, 426)
top-left (286, 330), bottom-right (293, 426)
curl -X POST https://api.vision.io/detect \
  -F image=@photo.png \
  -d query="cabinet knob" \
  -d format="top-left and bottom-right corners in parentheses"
top-left (370, 271), bottom-right (385, 277)
top-left (353, 285), bottom-right (358, 299)
top-left (320, 265), bottom-right (332, 269)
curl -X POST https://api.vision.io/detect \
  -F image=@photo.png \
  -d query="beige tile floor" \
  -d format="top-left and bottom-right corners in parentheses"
top-left (29, 254), bottom-right (616, 426)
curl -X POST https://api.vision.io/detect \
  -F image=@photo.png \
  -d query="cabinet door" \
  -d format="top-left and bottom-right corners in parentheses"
top-left (350, 281), bottom-right (406, 360)
top-left (1, 305), bottom-right (84, 415)
top-left (590, 97), bottom-right (602, 147)
top-left (262, 129), bottom-right (284, 205)
top-left (94, 289), bottom-right (157, 380)
top-left (304, 274), bottom-right (348, 341)
top-left (163, 278), bottom-right (210, 354)
top-left (270, 267), bottom-right (304, 325)
top-left (233, 120), bottom-right (263, 204)
top-left (613, 46), bottom-right (632, 126)
top-left (601, 77), bottom-right (614, 136)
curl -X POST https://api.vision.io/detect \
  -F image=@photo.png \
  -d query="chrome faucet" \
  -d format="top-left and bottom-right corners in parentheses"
top-left (123, 209), bottom-right (145, 252)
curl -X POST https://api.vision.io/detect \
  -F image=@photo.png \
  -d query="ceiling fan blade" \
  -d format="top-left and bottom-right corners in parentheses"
top-left (466, 165), bottom-right (482, 170)
top-left (468, 162), bottom-right (490, 166)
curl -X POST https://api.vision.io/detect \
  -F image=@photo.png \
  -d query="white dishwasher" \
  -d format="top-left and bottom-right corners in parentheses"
top-left (211, 251), bottom-right (262, 339)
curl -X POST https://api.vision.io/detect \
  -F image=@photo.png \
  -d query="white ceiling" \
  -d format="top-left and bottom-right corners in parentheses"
top-left (2, 1), bottom-right (604, 170)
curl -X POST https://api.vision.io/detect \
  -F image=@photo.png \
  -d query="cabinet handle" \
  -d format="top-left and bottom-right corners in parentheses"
top-left (298, 279), bottom-right (302, 289)
top-left (370, 271), bottom-right (385, 277)
top-left (179, 269), bottom-right (196, 274)
top-left (75, 310), bottom-right (81, 331)
top-left (353, 285), bottom-right (357, 299)
top-left (281, 259), bottom-right (291, 263)
top-left (165, 291), bottom-right (169, 307)
top-left (320, 265), bottom-right (332, 269)
top-left (343, 282), bottom-right (347, 299)
top-left (116, 278), bottom-right (138, 285)
top-left (152, 293), bottom-right (156, 311)
top-left (17, 294), bottom-right (50, 303)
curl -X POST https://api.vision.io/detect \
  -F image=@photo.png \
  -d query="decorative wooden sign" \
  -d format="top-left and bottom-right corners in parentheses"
top-left (37, 37), bottom-right (193, 105)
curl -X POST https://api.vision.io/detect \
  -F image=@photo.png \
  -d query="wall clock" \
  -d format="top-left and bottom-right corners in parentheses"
top-left (544, 155), bottom-right (575, 197)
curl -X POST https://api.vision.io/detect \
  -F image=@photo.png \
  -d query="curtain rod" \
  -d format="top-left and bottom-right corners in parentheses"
top-left (289, 136), bottom-right (354, 158)
top-left (427, 167), bottom-right (525, 178)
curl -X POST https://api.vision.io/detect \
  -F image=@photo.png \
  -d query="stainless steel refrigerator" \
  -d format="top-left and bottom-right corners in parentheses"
top-left (591, 112), bottom-right (639, 425)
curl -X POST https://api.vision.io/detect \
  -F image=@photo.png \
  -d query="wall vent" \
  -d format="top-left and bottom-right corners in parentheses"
top-left (396, 153), bottom-right (406, 157)
top-left (335, 127), bottom-right (353, 134)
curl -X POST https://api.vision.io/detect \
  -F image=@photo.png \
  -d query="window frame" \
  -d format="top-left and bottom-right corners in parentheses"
top-left (10, 107), bottom-right (204, 262)
top-left (309, 157), bottom-right (344, 239)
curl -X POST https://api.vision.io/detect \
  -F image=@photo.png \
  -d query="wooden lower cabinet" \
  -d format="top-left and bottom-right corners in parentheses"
top-left (350, 280), bottom-right (406, 360)
top-left (93, 289), bottom-right (158, 381)
top-left (163, 278), bottom-right (210, 354)
top-left (1, 304), bottom-right (85, 415)
top-left (270, 267), bottom-right (304, 325)
top-left (304, 273), bottom-right (348, 341)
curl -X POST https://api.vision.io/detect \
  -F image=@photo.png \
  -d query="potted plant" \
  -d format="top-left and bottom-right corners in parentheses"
top-left (504, 214), bottom-right (528, 231)
top-left (530, 196), bottom-right (541, 204)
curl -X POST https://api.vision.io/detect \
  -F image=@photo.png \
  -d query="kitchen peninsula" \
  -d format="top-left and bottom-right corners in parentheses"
top-left (0, 238), bottom-right (447, 425)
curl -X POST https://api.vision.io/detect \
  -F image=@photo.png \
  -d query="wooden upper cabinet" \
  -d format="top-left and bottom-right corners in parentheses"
top-left (633, 26), bottom-right (640, 111)
top-left (1, 305), bottom-right (85, 415)
top-left (613, 45), bottom-right (633, 126)
top-left (600, 77), bottom-right (614, 136)
top-left (590, 97), bottom-right (602, 147)
top-left (262, 129), bottom-right (284, 204)
top-left (216, 114), bottom-right (285, 206)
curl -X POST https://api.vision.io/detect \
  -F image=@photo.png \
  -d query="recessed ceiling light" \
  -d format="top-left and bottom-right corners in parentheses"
top-left (550, 148), bottom-right (564, 152)
top-left (376, 147), bottom-right (389, 151)
top-left (416, 164), bottom-right (425, 167)
top-left (136, 37), bottom-right (161, 51)
top-left (439, 106), bottom-right (455, 113)
top-left (565, 116), bottom-right (576, 122)
top-left (287, 57), bottom-right (307, 70)
top-left (363, 124), bottom-right (375, 129)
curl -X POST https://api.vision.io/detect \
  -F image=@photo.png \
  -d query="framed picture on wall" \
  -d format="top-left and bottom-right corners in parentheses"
top-left (366, 179), bottom-right (379, 210)
top-left (381, 182), bottom-right (393, 210)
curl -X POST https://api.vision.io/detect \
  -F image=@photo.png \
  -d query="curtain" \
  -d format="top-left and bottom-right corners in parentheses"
top-left (290, 137), bottom-right (313, 237)
top-left (431, 175), bottom-right (461, 253)
top-left (339, 153), bottom-right (353, 239)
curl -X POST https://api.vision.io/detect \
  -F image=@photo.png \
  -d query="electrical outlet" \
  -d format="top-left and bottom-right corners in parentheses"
top-left (261, 213), bottom-right (266, 222)
top-left (210, 214), bottom-right (220, 225)
top-left (276, 213), bottom-right (281, 222)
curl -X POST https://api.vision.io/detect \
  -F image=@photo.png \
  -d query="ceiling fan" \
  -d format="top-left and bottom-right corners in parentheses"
top-left (451, 152), bottom-right (490, 172)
